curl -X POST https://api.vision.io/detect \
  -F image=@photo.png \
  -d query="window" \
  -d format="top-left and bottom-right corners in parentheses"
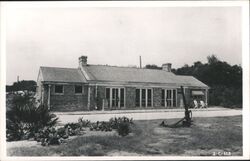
top-left (55, 85), bottom-right (63, 94)
top-left (135, 88), bottom-right (153, 107)
top-left (135, 89), bottom-right (140, 107)
top-left (120, 88), bottom-right (124, 107)
top-left (75, 85), bottom-right (83, 94)
top-left (106, 88), bottom-right (110, 107)
top-left (147, 89), bottom-right (152, 107)
top-left (161, 89), bottom-right (177, 107)
top-left (161, 89), bottom-right (165, 106)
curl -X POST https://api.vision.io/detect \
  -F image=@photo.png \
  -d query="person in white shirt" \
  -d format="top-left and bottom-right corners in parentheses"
top-left (193, 99), bottom-right (198, 109)
top-left (200, 100), bottom-right (206, 108)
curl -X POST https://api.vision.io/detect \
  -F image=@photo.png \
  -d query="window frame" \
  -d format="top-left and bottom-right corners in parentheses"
top-left (54, 85), bottom-right (64, 95)
top-left (74, 85), bottom-right (83, 94)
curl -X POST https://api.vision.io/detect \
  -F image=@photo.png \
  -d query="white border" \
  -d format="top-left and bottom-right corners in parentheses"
top-left (0, 2), bottom-right (7, 161)
top-left (242, 1), bottom-right (250, 159)
top-left (0, 1), bottom-right (249, 161)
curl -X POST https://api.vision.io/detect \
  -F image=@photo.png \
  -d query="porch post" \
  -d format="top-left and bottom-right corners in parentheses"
top-left (118, 88), bottom-right (121, 108)
top-left (145, 88), bottom-right (148, 108)
top-left (171, 89), bottom-right (173, 107)
top-left (164, 89), bottom-right (166, 107)
top-left (95, 84), bottom-right (98, 109)
top-left (139, 88), bottom-right (142, 108)
top-left (41, 84), bottom-right (44, 105)
top-left (205, 88), bottom-right (208, 106)
top-left (151, 88), bottom-right (153, 107)
top-left (124, 87), bottom-right (126, 108)
top-left (175, 89), bottom-right (177, 107)
top-left (87, 86), bottom-right (90, 110)
top-left (48, 84), bottom-right (51, 110)
top-left (95, 85), bottom-right (97, 97)
top-left (110, 88), bottom-right (112, 108)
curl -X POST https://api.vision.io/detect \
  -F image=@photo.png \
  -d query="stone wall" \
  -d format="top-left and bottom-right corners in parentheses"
top-left (43, 82), bottom-right (207, 111)
top-left (153, 88), bottom-right (162, 107)
top-left (48, 84), bottom-right (88, 111)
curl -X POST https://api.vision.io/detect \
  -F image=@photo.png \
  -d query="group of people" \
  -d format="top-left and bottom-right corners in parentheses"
top-left (193, 99), bottom-right (207, 109)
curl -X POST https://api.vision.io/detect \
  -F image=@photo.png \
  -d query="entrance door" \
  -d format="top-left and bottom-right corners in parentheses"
top-left (161, 89), bottom-right (177, 107)
top-left (135, 88), bottom-right (152, 108)
top-left (141, 89), bottom-right (146, 107)
top-left (112, 88), bottom-right (119, 108)
top-left (166, 89), bottom-right (172, 107)
top-left (106, 87), bottom-right (125, 109)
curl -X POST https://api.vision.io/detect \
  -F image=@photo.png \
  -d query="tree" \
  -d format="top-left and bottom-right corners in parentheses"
top-left (145, 64), bottom-right (162, 70)
top-left (6, 80), bottom-right (37, 92)
top-left (174, 55), bottom-right (242, 108)
top-left (6, 94), bottom-right (58, 141)
top-left (207, 54), bottom-right (219, 64)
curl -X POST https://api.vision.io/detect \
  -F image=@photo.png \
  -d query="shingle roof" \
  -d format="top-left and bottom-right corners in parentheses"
top-left (175, 75), bottom-right (208, 87)
top-left (83, 65), bottom-right (208, 88)
top-left (40, 67), bottom-right (87, 83)
top-left (39, 65), bottom-right (208, 88)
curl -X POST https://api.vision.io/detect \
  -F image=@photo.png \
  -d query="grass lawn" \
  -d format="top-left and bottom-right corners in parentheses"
top-left (7, 115), bottom-right (242, 156)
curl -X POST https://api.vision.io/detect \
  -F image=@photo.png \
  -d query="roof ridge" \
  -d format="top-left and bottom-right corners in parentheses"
top-left (40, 66), bottom-right (79, 70)
top-left (87, 64), bottom-right (165, 71)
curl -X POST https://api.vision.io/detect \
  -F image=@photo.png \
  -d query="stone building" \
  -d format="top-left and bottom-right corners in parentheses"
top-left (36, 56), bottom-right (209, 111)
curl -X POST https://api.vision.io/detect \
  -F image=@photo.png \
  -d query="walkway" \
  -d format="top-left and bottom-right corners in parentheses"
top-left (54, 107), bottom-right (242, 125)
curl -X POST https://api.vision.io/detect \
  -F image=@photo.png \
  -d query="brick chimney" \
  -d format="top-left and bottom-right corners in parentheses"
top-left (162, 63), bottom-right (172, 72)
top-left (79, 56), bottom-right (88, 67)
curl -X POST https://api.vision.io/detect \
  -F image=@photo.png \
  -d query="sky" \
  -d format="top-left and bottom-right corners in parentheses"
top-left (5, 4), bottom-right (242, 85)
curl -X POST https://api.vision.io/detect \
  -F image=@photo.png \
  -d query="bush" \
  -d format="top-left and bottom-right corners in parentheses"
top-left (117, 122), bottom-right (132, 137)
top-left (90, 121), bottom-right (113, 132)
top-left (109, 116), bottom-right (133, 129)
top-left (34, 127), bottom-right (69, 146)
top-left (78, 117), bottom-right (91, 128)
top-left (89, 117), bottom-right (133, 136)
top-left (6, 94), bottom-right (58, 141)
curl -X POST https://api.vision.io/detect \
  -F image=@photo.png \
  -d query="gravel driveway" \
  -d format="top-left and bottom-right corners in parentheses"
top-left (54, 107), bottom-right (242, 125)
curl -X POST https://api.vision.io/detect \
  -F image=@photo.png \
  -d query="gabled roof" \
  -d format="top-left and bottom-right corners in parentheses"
top-left (83, 65), bottom-right (208, 88)
top-left (39, 67), bottom-right (87, 83)
top-left (38, 65), bottom-right (208, 88)
top-left (175, 75), bottom-right (208, 87)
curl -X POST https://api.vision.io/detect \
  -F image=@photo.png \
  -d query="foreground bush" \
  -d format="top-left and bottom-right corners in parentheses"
top-left (6, 94), bottom-right (58, 141)
top-left (117, 121), bottom-right (132, 136)
top-left (34, 118), bottom-right (91, 146)
top-left (90, 116), bottom-right (134, 136)
top-left (34, 127), bottom-right (70, 146)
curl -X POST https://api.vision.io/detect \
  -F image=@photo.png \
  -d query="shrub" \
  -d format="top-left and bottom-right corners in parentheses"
top-left (117, 122), bottom-right (131, 137)
top-left (6, 94), bottom-right (58, 141)
top-left (34, 127), bottom-right (68, 146)
top-left (78, 117), bottom-right (91, 128)
top-left (109, 116), bottom-right (133, 129)
top-left (89, 117), bottom-right (133, 136)
top-left (111, 117), bottom-right (133, 137)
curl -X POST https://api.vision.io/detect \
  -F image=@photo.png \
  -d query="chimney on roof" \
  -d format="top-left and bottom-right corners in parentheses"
top-left (162, 63), bottom-right (172, 72)
top-left (79, 56), bottom-right (88, 67)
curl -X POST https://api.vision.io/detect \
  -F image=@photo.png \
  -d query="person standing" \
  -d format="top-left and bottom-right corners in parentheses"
top-left (200, 100), bottom-right (206, 108)
top-left (193, 99), bottom-right (198, 109)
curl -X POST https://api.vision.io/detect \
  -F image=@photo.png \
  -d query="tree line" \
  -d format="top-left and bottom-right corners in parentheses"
top-left (6, 80), bottom-right (37, 93)
top-left (145, 55), bottom-right (242, 108)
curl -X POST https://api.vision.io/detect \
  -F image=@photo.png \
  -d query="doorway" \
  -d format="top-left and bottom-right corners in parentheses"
top-left (161, 89), bottom-right (177, 107)
top-left (135, 88), bottom-right (153, 108)
top-left (105, 87), bottom-right (125, 109)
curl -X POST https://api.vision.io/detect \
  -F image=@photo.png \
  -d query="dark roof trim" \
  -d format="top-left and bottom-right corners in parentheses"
top-left (42, 81), bottom-right (88, 85)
